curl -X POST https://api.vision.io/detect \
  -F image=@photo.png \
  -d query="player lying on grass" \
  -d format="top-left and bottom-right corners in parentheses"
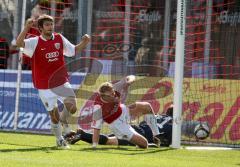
top-left (64, 105), bottom-right (210, 147)
top-left (86, 75), bottom-right (161, 149)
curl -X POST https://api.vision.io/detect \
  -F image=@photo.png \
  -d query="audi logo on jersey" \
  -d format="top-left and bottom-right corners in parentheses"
top-left (45, 51), bottom-right (59, 62)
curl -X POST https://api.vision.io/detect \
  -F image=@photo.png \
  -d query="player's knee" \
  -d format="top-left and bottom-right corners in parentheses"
top-left (64, 98), bottom-right (77, 114)
top-left (138, 102), bottom-right (153, 114)
top-left (49, 110), bottom-right (59, 124)
top-left (50, 117), bottom-right (59, 124)
top-left (130, 134), bottom-right (148, 149)
top-left (138, 138), bottom-right (148, 149)
top-left (141, 102), bottom-right (153, 113)
top-left (68, 105), bottom-right (77, 114)
top-left (146, 102), bottom-right (153, 113)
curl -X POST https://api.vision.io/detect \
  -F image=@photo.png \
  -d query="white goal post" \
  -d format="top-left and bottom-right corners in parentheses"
top-left (171, 0), bottom-right (186, 149)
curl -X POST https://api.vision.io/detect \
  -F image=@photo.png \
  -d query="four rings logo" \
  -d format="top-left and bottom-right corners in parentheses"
top-left (103, 44), bottom-right (133, 59)
top-left (45, 51), bottom-right (59, 62)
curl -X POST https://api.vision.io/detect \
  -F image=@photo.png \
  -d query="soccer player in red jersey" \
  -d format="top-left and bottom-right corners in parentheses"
top-left (16, 14), bottom-right (90, 149)
top-left (91, 75), bottom-right (161, 149)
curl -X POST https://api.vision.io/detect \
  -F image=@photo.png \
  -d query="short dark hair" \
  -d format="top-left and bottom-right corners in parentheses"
top-left (37, 14), bottom-right (54, 30)
top-left (166, 105), bottom-right (173, 117)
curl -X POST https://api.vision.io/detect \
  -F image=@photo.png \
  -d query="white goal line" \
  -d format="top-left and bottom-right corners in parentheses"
top-left (184, 146), bottom-right (240, 150)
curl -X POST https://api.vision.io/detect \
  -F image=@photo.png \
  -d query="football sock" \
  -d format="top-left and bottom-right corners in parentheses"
top-left (117, 139), bottom-right (134, 146)
top-left (60, 107), bottom-right (71, 124)
top-left (78, 130), bottom-right (108, 145)
top-left (98, 134), bottom-right (108, 144)
top-left (51, 122), bottom-right (63, 141)
top-left (144, 114), bottom-right (160, 136)
top-left (62, 124), bottom-right (71, 135)
top-left (60, 107), bottom-right (71, 134)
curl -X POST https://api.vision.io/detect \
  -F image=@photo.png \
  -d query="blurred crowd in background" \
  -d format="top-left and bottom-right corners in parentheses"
top-left (0, 0), bottom-right (240, 79)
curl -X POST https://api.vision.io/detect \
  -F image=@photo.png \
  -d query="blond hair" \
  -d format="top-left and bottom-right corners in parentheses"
top-left (98, 82), bottom-right (113, 94)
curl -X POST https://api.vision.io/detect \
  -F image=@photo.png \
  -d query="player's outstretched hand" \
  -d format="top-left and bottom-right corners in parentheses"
top-left (92, 142), bottom-right (97, 149)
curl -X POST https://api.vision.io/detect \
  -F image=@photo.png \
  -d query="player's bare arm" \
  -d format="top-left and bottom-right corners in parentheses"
top-left (113, 75), bottom-right (136, 103)
top-left (113, 75), bottom-right (136, 91)
top-left (75, 34), bottom-right (91, 54)
top-left (92, 128), bottom-right (100, 148)
top-left (122, 75), bottom-right (136, 92)
top-left (16, 18), bottom-right (35, 48)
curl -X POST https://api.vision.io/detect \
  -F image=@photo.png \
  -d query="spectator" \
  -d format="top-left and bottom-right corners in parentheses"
top-left (135, 38), bottom-right (150, 65)
top-left (0, 37), bottom-right (9, 69)
top-left (135, 38), bottom-right (151, 75)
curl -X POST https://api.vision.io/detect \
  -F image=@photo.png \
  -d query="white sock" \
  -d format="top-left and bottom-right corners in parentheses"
top-left (60, 107), bottom-right (71, 124)
top-left (144, 114), bottom-right (160, 136)
top-left (60, 107), bottom-right (72, 134)
top-left (51, 122), bottom-right (63, 141)
top-left (62, 124), bottom-right (71, 135)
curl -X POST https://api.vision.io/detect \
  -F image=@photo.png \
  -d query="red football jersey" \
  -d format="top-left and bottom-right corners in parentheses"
top-left (31, 33), bottom-right (69, 89)
top-left (94, 91), bottom-right (122, 124)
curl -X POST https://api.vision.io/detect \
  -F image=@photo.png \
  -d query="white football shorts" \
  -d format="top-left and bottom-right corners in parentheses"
top-left (109, 104), bottom-right (137, 141)
top-left (38, 82), bottom-right (76, 111)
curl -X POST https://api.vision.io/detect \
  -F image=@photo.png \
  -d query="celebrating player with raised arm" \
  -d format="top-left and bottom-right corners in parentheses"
top-left (90, 75), bottom-right (161, 149)
top-left (16, 14), bottom-right (90, 149)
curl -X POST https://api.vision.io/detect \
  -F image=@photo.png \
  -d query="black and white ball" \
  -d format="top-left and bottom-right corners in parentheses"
top-left (194, 123), bottom-right (210, 140)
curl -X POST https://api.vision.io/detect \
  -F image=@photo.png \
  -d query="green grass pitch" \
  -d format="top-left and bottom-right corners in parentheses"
top-left (0, 132), bottom-right (240, 167)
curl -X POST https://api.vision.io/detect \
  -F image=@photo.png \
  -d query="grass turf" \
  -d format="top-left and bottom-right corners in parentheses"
top-left (0, 131), bottom-right (240, 167)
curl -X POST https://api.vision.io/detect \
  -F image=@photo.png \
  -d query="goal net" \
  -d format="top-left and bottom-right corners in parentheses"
top-left (179, 0), bottom-right (240, 147)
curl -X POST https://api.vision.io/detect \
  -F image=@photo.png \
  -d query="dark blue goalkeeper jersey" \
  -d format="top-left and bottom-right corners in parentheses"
top-left (132, 115), bottom-right (173, 146)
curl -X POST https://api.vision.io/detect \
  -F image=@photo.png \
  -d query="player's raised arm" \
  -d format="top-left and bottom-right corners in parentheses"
top-left (16, 18), bottom-right (35, 48)
top-left (113, 75), bottom-right (136, 103)
top-left (113, 75), bottom-right (136, 92)
top-left (75, 34), bottom-right (91, 54)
